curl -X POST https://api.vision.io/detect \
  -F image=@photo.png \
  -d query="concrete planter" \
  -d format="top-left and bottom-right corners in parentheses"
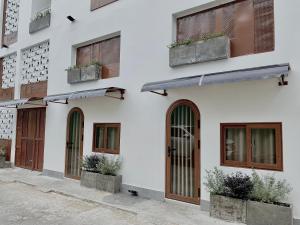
top-left (80, 171), bottom-right (122, 193)
top-left (210, 194), bottom-right (247, 223)
top-left (67, 65), bottom-right (101, 84)
top-left (29, 13), bottom-right (51, 34)
top-left (247, 200), bottom-right (293, 225)
top-left (80, 64), bottom-right (101, 82)
top-left (96, 174), bottom-right (122, 193)
top-left (80, 170), bottom-right (98, 189)
top-left (169, 36), bottom-right (230, 67)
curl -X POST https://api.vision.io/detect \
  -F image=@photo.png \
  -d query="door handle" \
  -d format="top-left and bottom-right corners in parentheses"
top-left (168, 146), bottom-right (176, 157)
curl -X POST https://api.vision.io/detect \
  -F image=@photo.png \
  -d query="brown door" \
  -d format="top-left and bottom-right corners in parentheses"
top-left (15, 108), bottom-right (46, 171)
top-left (166, 100), bottom-right (200, 204)
top-left (65, 108), bottom-right (84, 179)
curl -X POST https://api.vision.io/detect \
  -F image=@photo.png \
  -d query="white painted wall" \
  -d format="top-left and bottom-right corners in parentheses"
top-left (0, 0), bottom-right (299, 219)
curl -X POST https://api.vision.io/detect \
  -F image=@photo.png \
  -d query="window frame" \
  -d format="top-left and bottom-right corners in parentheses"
top-left (93, 123), bottom-right (121, 154)
top-left (220, 123), bottom-right (283, 171)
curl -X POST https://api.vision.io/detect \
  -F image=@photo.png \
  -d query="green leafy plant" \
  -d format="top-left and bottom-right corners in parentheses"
top-left (32, 8), bottom-right (51, 22)
top-left (66, 61), bottom-right (101, 71)
top-left (224, 172), bottom-right (253, 200)
top-left (82, 154), bottom-right (105, 172)
top-left (204, 167), bottom-right (226, 195)
top-left (97, 156), bottom-right (121, 176)
top-left (0, 146), bottom-right (6, 157)
top-left (250, 171), bottom-right (292, 204)
top-left (168, 32), bottom-right (225, 49)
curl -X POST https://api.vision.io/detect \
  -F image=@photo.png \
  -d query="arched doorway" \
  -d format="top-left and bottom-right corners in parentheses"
top-left (65, 108), bottom-right (84, 179)
top-left (166, 100), bottom-right (200, 204)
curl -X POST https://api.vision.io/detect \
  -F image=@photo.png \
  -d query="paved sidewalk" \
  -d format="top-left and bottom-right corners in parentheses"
top-left (0, 168), bottom-right (239, 225)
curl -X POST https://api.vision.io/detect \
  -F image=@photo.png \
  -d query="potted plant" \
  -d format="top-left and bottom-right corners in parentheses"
top-left (205, 168), bottom-right (252, 223)
top-left (96, 156), bottom-right (122, 193)
top-left (66, 61), bottom-right (102, 84)
top-left (0, 147), bottom-right (6, 168)
top-left (168, 32), bottom-right (230, 67)
top-left (81, 154), bottom-right (122, 193)
top-left (29, 9), bottom-right (51, 33)
top-left (81, 154), bottom-right (104, 189)
top-left (247, 171), bottom-right (293, 225)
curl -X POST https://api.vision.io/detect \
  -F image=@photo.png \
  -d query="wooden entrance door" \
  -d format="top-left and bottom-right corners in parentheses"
top-left (15, 108), bottom-right (46, 171)
top-left (166, 100), bottom-right (200, 204)
top-left (65, 108), bottom-right (84, 179)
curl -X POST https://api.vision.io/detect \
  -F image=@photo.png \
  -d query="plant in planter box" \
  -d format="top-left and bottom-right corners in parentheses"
top-left (247, 171), bottom-right (293, 225)
top-left (81, 154), bottom-right (104, 189)
top-left (29, 9), bottom-right (51, 34)
top-left (96, 156), bottom-right (122, 193)
top-left (66, 61), bottom-right (102, 84)
top-left (205, 168), bottom-right (250, 223)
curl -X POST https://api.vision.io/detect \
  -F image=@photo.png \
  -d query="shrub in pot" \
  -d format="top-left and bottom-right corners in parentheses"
top-left (205, 168), bottom-right (251, 223)
top-left (247, 171), bottom-right (293, 225)
top-left (81, 154), bottom-right (104, 188)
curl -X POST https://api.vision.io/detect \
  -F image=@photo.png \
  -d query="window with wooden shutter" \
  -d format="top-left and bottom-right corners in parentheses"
top-left (177, 0), bottom-right (274, 58)
top-left (76, 36), bottom-right (120, 79)
top-left (90, 0), bottom-right (118, 11)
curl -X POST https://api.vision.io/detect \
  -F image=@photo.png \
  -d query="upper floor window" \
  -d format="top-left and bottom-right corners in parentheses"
top-left (90, 0), bottom-right (118, 11)
top-left (221, 123), bottom-right (283, 171)
top-left (177, 0), bottom-right (274, 57)
top-left (2, 0), bottom-right (20, 46)
top-left (76, 36), bottom-right (120, 79)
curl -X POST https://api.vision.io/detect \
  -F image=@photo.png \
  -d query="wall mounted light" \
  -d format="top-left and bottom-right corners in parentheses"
top-left (2, 44), bottom-right (9, 49)
top-left (67, 16), bottom-right (76, 22)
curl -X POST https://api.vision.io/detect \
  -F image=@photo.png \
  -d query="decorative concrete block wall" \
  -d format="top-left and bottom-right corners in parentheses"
top-left (21, 41), bottom-right (50, 84)
top-left (2, 53), bottom-right (17, 89)
top-left (4, 0), bottom-right (20, 35)
top-left (0, 109), bottom-right (14, 140)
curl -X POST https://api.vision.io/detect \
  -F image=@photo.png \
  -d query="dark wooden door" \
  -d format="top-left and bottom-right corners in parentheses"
top-left (166, 100), bottom-right (200, 205)
top-left (15, 108), bottom-right (46, 171)
top-left (65, 108), bottom-right (84, 180)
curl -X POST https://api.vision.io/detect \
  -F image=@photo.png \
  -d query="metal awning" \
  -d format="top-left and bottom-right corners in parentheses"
top-left (44, 87), bottom-right (125, 103)
top-left (141, 63), bottom-right (290, 96)
top-left (0, 97), bottom-right (45, 108)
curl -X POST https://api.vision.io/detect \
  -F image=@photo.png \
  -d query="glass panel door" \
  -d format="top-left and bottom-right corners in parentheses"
top-left (66, 108), bottom-right (84, 179)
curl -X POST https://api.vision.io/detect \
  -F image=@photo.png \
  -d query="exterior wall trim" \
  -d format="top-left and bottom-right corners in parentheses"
top-left (42, 169), bottom-right (64, 179)
top-left (122, 184), bottom-right (165, 201)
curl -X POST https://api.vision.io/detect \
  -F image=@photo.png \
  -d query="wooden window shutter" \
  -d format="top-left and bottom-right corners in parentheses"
top-left (253, 0), bottom-right (275, 53)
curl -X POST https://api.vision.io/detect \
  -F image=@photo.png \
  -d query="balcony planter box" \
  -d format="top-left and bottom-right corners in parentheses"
top-left (67, 65), bottom-right (101, 84)
top-left (80, 171), bottom-right (122, 193)
top-left (247, 200), bottom-right (293, 225)
top-left (80, 170), bottom-right (97, 189)
top-left (210, 194), bottom-right (246, 223)
top-left (96, 174), bottom-right (122, 193)
top-left (169, 36), bottom-right (230, 67)
top-left (29, 13), bottom-right (51, 34)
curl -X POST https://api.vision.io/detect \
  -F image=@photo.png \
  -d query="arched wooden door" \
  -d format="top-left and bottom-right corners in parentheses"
top-left (65, 108), bottom-right (84, 179)
top-left (166, 100), bottom-right (200, 204)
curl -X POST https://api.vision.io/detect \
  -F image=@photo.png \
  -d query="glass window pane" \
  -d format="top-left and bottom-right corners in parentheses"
top-left (107, 127), bottom-right (119, 150)
top-left (225, 128), bottom-right (247, 162)
top-left (251, 128), bottom-right (276, 164)
top-left (95, 126), bottom-right (104, 149)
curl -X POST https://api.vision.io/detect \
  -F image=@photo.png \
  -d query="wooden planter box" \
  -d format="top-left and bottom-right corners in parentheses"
top-left (67, 65), bottom-right (101, 84)
top-left (210, 195), bottom-right (247, 223)
top-left (29, 13), bottom-right (51, 34)
top-left (169, 36), bottom-right (230, 67)
top-left (247, 200), bottom-right (293, 225)
top-left (80, 170), bottom-right (122, 193)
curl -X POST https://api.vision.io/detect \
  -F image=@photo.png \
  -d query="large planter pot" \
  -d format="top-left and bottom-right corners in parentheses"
top-left (210, 194), bottom-right (247, 223)
top-left (0, 156), bottom-right (5, 168)
top-left (67, 65), bottom-right (101, 84)
top-left (247, 200), bottom-right (293, 225)
top-left (169, 36), bottom-right (230, 67)
top-left (29, 13), bottom-right (51, 34)
top-left (80, 170), bottom-right (98, 189)
top-left (96, 174), bottom-right (122, 193)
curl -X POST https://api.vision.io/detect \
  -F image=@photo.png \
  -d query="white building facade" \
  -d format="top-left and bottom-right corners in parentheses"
top-left (0, 0), bottom-right (299, 223)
